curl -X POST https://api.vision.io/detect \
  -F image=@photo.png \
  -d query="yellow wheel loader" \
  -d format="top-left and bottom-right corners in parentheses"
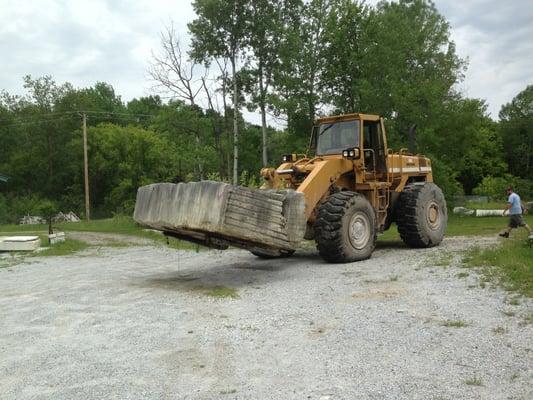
top-left (134, 113), bottom-right (447, 263)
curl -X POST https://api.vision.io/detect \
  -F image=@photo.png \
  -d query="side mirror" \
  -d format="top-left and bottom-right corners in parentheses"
top-left (342, 147), bottom-right (360, 160)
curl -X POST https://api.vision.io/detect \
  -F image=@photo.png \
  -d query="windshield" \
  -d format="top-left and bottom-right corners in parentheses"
top-left (316, 120), bottom-right (359, 155)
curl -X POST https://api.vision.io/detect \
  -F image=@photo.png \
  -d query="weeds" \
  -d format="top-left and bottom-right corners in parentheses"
top-left (441, 320), bottom-right (468, 328)
top-left (31, 239), bottom-right (90, 257)
top-left (501, 310), bottom-right (516, 317)
top-left (464, 377), bottom-right (483, 386)
top-left (464, 233), bottom-right (533, 297)
top-left (492, 326), bottom-right (508, 334)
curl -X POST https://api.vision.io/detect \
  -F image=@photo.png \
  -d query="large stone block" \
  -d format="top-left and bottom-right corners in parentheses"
top-left (133, 181), bottom-right (306, 251)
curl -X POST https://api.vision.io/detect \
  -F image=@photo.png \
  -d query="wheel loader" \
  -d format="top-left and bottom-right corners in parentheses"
top-left (134, 113), bottom-right (447, 263)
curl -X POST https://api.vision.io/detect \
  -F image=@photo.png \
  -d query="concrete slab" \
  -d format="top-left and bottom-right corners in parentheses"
top-left (0, 236), bottom-right (41, 251)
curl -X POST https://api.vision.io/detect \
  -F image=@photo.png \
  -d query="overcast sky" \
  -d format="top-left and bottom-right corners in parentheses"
top-left (1, 0), bottom-right (532, 123)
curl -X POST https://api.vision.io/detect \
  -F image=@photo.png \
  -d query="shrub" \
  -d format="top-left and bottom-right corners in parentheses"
top-left (473, 175), bottom-right (533, 201)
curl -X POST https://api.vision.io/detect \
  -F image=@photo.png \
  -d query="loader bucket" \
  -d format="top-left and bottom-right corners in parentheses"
top-left (133, 181), bottom-right (306, 252)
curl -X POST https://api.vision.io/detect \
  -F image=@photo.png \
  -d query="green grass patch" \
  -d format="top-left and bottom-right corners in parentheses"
top-left (433, 251), bottom-right (453, 267)
top-left (464, 200), bottom-right (506, 210)
top-left (463, 233), bottom-right (533, 297)
top-left (0, 216), bottom-right (198, 250)
top-left (441, 320), bottom-right (468, 328)
top-left (464, 377), bottom-right (483, 386)
top-left (492, 326), bottom-right (508, 334)
top-left (33, 238), bottom-right (91, 257)
top-left (199, 286), bottom-right (239, 299)
top-left (378, 214), bottom-right (532, 242)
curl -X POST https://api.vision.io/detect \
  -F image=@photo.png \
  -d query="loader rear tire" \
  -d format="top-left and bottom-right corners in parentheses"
top-left (314, 192), bottom-right (377, 263)
top-left (250, 249), bottom-right (295, 259)
top-left (396, 183), bottom-right (447, 248)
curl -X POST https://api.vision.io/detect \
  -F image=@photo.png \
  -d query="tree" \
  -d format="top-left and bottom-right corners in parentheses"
top-left (272, 0), bottom-right (326, 138)
top-left (357, 0), bottom-right (465, 145)
top-left (320, 0), bottom-right (368, 113)
top-left (87, 123), bottom-right (179, 214)
top-left (188, 0), bottom-right (251, 184)
top-left (242, 0), bottom-right (293, 166)
top-left (499, 85), bottom-right (533, 180)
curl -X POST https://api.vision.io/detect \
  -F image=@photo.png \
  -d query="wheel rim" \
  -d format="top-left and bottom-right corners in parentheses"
top-left (426, 200), bottom-right (441, 230)
top-left (349, 212), bottom-right (371, 249)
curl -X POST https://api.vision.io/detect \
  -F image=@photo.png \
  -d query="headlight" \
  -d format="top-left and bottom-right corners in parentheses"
top-left (282, 154), bottom-right (294, 163)
top-left (342, 148), bottom-right (359, 159)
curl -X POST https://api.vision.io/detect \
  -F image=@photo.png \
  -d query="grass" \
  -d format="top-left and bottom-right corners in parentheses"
top-left (501, 310), bottom-right (516, 317)
top-left (464, 377), bottom-right (483, 386)
top-left (441, 320), bottom-right (468, 328)
top-left (378, 214), bottom-right (532, 242)
top-left (433, 251), bottom-right (453, 267)
top-left (32, 238), bottom-right (91, 257)
top-left (198, 285), bottom-right (239, 299)
top-left (507, 297), bottom-right (520, 306)
top-left (492, 326), bottom-right (508, 334)
top-left (0, 216), bottom-right (198, 250)
top-left (456, 272), bottom-right (469, 278)
top-left (464, 200), bottom-right (506, 210)
top-left (463, 232), bottom-right (533, 297)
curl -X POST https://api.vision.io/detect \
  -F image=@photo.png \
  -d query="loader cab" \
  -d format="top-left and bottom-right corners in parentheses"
top-left (313, 115), bottom-right (387, 176)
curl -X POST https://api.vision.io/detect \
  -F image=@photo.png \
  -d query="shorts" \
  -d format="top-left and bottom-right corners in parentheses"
top-left (508, 214), bottom-right (526, 228)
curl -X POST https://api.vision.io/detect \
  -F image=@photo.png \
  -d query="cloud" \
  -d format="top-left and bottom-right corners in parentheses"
top-left (0, 0), bottom-right (531, 122)
top-left (0, 0), bottom-right (195, 102)
top-left (435, 0), bottom-right (533, 117)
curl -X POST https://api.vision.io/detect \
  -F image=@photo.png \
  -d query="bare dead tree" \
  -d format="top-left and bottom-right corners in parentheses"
top-left (149, 24), bottom-right (205, 106)
top-left (149, 23), bottom-right (210, 178)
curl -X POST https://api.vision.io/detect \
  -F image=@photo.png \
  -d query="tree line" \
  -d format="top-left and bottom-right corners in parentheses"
top-left (0, 0), bottom-right (531, 223)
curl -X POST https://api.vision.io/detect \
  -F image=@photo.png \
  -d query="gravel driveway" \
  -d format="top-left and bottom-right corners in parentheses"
top-left (0, 236), bottom-right (531, 400)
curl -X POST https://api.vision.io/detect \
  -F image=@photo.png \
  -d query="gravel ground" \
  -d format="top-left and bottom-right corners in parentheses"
top-left (0, 236), bottom-right (531, 400)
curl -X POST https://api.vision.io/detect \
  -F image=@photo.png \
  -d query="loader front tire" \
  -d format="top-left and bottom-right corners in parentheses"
top-left (314, 192), bottom-right (377, 263)
top-left (396, 183), bottom-right (447, 248)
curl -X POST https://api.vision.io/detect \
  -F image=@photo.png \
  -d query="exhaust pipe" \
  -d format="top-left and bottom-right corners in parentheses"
top-left (408, 124), bottom-right (417, 154)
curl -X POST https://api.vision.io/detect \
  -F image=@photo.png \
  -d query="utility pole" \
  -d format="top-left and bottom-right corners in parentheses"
top-left (82, 113), bottom-right (90, 221)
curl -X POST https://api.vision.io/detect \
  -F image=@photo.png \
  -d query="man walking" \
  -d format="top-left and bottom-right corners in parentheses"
top-left (499, 186), bottom-right (532, 238)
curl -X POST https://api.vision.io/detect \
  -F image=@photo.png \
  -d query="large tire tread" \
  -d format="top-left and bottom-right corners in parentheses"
top-left (314, 191), bottom-right (376, 263)
top-left (396, 183), bottom-right (447, 248)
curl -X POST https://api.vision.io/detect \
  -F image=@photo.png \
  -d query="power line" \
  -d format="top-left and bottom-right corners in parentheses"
top-left (0, 111), bottom-right (157, 127)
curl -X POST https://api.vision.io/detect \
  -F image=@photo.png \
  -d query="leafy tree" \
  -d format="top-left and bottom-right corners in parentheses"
top-left (242, 0), bottom-right (300, 166)
top-left (272, 0), bottom-right (326, 138)
top-left (358, 0), bottom-right (465, 145)
top-left (87, 123), bottom-right (179, 214)
top-left (188, 0), bottom-right (251, 184)
top-left (320, 0), bottom-right (368, 113)
top-left (499, 84), bottom-right (533, 180)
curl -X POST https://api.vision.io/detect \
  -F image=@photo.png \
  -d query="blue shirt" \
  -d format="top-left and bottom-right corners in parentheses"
top-left (508, 192), bottom-right (522, 215)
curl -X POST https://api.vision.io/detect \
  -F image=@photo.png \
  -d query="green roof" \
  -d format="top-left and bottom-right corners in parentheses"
top-left (0, 173), bottom-right (10, 182)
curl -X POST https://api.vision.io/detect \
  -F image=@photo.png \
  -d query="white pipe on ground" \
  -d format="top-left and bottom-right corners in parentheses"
top-left (475, 209), bottom-right (504, 217)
